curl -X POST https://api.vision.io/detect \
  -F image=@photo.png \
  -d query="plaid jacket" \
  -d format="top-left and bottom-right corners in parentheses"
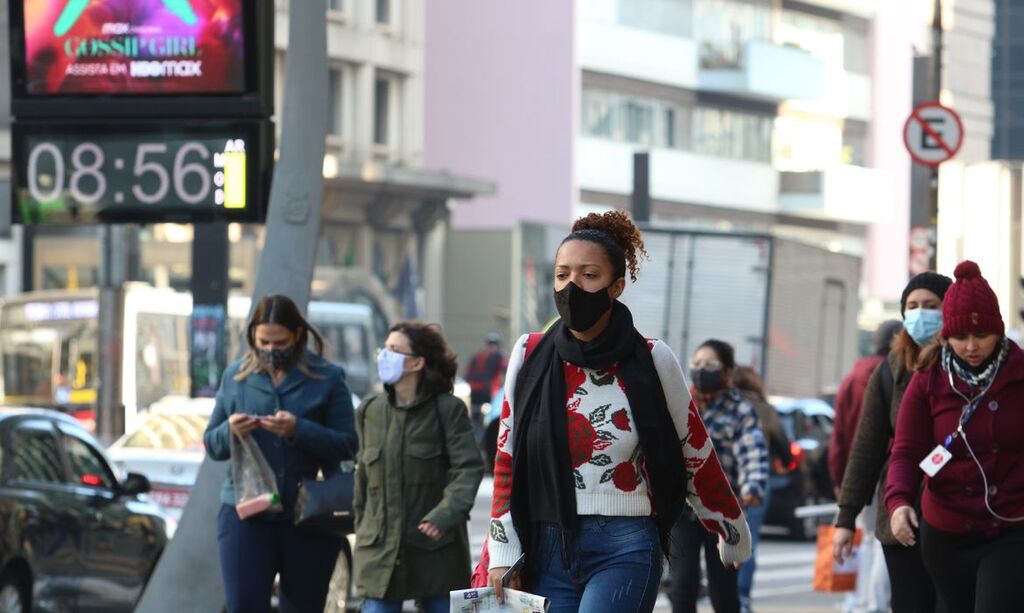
top-left (700, 388), bottom-right (769, 499)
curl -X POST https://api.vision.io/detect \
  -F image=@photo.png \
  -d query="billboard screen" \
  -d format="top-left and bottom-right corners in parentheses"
top-left (16, 0), bottom-right (247, 96)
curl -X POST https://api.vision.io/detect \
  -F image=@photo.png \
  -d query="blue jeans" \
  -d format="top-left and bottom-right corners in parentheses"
top-left (737, 485), bottom-right (771, 605)
top-left (532, 516), bottom-right (662, 613)
top-left (216, 505), bottom-right (342, 613)
top-left (361, 595), bottom-right (449, 613)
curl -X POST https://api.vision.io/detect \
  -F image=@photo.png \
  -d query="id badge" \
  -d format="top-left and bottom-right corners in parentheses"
top-left (919, 445), bottom-right (952, 477)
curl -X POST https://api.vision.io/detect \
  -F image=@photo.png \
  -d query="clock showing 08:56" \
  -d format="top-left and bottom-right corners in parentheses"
top-left (12, 121), bottom-right (269, 224)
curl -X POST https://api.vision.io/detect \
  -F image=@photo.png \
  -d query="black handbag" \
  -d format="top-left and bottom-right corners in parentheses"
top-left (294, 466), bottom-right (355, 535)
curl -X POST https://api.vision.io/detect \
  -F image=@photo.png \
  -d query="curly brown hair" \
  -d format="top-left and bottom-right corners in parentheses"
top-left (389, 321), bottom-right (459, 397)
top-left (566, 210), bottom-right (649, 282)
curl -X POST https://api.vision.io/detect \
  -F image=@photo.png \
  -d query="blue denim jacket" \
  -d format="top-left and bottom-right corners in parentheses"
top-left (203, 351), bottom-right (358, 508)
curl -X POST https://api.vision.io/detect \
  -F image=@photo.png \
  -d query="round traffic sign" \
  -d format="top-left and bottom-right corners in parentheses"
top-left (903, 102), bottom-right (964, 167)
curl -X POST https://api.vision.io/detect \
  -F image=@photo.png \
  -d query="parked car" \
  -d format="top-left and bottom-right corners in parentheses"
top-left (764, 396), bottom-right (836, 540)
top-left (0, 408), bottom-right (167, 612)
top-left (106, 396), bottom-right (358, 612)
top-left (106, 397), bottom-right (213, 534)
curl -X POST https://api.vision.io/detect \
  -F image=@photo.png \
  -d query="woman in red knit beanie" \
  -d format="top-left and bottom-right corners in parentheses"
top-left (885, 261), bottom-right (1024, 613)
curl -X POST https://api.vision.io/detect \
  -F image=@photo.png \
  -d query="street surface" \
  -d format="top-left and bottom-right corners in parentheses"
top-left (468, 477), bottom-right (840, 613)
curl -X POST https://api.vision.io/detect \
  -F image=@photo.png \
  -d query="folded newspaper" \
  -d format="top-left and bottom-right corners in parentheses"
top-left (449, 587), bottom-right (549, 612)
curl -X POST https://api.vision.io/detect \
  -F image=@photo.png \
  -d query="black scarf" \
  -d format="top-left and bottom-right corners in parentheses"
top-left (509, 302), bottom-right (686, 573)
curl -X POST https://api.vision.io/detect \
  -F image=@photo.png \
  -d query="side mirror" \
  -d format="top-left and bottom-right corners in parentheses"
top-left (121, 472), bottom-right (152, 496)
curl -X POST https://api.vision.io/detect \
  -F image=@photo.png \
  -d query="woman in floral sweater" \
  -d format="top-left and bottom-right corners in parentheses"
top-left (487, 211), bottom-right (752, 613)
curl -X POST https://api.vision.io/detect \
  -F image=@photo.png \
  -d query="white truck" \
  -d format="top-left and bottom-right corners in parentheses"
top-left (618, 228), bottom-right (861, 399)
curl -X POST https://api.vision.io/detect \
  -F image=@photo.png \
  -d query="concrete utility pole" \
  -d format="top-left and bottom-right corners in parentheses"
top-left (136, 1), bottom-right (328, 609)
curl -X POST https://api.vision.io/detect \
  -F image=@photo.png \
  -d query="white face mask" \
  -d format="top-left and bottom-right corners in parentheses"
top-left (377, 348), bottom-right (407, 385)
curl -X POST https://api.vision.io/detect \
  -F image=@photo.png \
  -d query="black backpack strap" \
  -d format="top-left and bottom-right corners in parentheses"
top-left (879, 359), bottom-right (894, 404)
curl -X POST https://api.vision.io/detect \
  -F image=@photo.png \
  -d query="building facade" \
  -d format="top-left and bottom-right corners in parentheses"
top-left (427, 0), bottom-right (920, 365)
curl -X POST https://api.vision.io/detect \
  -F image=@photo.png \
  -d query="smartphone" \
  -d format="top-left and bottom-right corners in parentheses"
top-left (501, 553), bottom-right (526, 587)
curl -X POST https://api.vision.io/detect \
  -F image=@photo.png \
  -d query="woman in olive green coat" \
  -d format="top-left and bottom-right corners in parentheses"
top-left (354, 321), bottom-right (484, 613)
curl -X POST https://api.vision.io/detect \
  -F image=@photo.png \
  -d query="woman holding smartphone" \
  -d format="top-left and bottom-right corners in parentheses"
top-left (203, 294), bottom-right (358, 613)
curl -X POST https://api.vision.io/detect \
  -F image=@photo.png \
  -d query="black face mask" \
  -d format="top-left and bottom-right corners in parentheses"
top-left (553, 282), bottom-right (613, 332)
top-left (692, 368), bottom-right (724, 393)
top-left (258, 345), bottom-right (298, 371)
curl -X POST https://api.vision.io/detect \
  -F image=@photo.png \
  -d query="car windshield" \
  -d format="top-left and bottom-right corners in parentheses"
top-left (0, 295), bottom-right (103, 407)
top-left (122, 413), bottom-right (208, 451)
top-left (0, 322), bottom-right (99, 407)
top-left (778, 410), bottom-right (830, 443)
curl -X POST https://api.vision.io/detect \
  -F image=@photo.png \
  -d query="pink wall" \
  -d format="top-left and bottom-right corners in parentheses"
top-left (866, 2), bottom-right (917, 301)
top-left (424, 2), bottom-right (577, 230)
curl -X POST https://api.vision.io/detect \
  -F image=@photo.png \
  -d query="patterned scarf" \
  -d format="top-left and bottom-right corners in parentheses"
top-left (941, 337), bottom-right (1009, 390)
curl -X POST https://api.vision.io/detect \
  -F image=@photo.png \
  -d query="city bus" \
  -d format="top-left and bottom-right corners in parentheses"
top-left (0, 285), bottom-right (376, 435)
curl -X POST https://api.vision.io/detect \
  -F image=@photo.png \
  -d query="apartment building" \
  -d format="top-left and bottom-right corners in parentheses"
top-left (427, 0), bottom-right (914, 359)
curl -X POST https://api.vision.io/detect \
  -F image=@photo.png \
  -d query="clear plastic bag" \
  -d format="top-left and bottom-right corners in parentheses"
top-left (230, 433), bottom-right (282, 520)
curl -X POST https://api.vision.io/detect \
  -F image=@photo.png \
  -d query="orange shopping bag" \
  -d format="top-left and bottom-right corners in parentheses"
top-left (812, 525), bottom-right (862, 592)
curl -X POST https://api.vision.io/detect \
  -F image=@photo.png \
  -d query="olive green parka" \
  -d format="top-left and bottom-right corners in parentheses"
top-left (353, 390), bottom-right (484, 600)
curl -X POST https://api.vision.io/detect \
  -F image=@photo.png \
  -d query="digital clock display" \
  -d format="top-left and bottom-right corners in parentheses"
top-left (12, 121), bottom-right (269, 224)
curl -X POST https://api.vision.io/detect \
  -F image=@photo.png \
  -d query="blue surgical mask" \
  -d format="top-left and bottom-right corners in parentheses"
top-left (376, 348), bottom-right (407, 385)
top-left (903, 308), bottom-right (943, 346)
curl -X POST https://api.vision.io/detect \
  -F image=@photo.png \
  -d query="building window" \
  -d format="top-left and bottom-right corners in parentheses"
top-left (625, 101), bottom-right (655, 146)
top-left (773, 114), bottom-right (842, 171)
top-left (618, 0), bottom-right (693, 38)
top-left (328, 67), bottom-right (344, 136)
top-left (842, 120), bottom-right (869, 166)
top-left (374, 78), bottom-right (391, 146)
top-left (582, 90), bottom-right (619, 139)
top-left (842, 17), bottom-right (870, 75)
top-left (581, 88), bottom-right (691, 150)
top-left (327, 0), bottom-right (345, 12)
top-left (42, 266), bottom-right (99, 290)
top-left (665, 108), bottom-right (677, 148)
top-left (692, 106), bottom-right (773, 163)
top-left (376, 0), bottom-right (391, 24)
top-left (776, 9), bottom-right (843, 68)
top-left (696, 0), bottom-right (774, 69)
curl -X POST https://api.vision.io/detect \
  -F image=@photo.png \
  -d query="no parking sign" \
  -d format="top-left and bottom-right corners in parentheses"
top-left (903, 102), bottom-right (964, 167)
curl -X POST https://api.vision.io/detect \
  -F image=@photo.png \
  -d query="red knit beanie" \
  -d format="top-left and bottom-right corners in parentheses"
top-left (941, 260), bottom-right (1004, 338)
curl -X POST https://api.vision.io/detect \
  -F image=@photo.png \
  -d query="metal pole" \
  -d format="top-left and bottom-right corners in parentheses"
top-left (928, 0), bottom-right (943, 272)
top-left (189, 222), bottom-right (230, 399)
top-left (96, 225), bottom-right (137, 444)
top-left (632, 152), bottom-right (651, 224)
top-left (137, 0), bottom-right (327, 610)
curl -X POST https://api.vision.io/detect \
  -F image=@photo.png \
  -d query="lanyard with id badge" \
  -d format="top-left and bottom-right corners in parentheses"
top-left (920, 367), bottom-right (1024, 523)
top-left (918, 375), bottom-right (988, 477)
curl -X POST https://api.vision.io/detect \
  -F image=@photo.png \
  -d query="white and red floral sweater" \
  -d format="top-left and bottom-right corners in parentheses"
top-left (488, 334), bottom-right (752, 569)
